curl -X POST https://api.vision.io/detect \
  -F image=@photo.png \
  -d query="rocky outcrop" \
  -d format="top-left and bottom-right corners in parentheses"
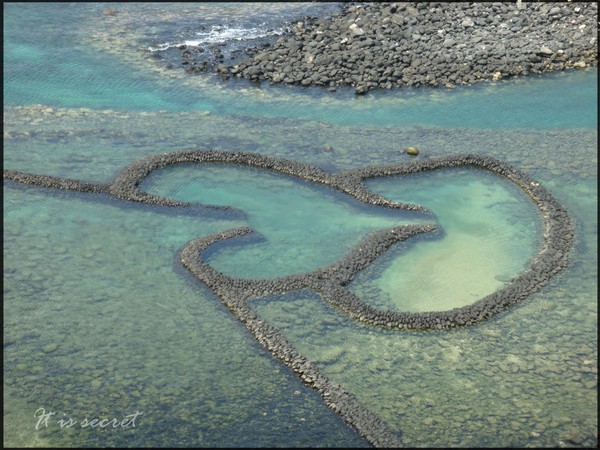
top-left (181, 2), bottom-right (598, 93)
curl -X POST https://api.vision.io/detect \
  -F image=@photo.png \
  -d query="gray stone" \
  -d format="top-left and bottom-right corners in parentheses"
top-left (549, 6), bottom-right (562, 15)
top-left (354, 84), bottom-right (368, 95)
top-left (443, 38), bottom-right (455, 48)
top-left (349, 23), bottom-right (364, 37)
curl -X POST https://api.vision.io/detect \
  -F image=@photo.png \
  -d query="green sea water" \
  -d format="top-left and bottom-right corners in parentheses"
top-left (4, 3), bottom-right (597, 448)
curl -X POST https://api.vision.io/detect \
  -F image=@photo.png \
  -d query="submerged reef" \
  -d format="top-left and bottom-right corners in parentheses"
top-left (4, 151), bottom-right (574, 447)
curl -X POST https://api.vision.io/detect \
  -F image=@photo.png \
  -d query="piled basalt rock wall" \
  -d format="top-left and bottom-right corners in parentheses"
top-left (4, 150), bottom-right (575, 447)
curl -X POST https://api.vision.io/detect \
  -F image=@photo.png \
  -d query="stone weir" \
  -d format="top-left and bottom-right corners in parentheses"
top-left (4, 151), bottom-right (574, 447)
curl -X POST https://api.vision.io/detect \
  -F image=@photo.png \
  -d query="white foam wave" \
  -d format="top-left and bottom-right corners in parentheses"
top-left (148, 43), bottom-right (172, 52)
top-left (148, 24), bottom-right (285, 52)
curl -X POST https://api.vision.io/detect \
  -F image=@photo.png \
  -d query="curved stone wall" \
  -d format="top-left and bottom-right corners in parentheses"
top-left (4, 150), bottom-right (574, 447)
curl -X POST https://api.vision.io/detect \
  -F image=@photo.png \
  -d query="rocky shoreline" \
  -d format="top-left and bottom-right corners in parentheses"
top-left (178, 2), bottom-right (598, 94)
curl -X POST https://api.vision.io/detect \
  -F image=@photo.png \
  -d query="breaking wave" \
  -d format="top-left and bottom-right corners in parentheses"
top-left (148, 24), bottom-right (286, 52)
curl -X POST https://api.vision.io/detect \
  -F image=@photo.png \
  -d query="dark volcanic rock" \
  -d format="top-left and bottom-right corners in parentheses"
top-left (191, 2), bottom-right (597, 93)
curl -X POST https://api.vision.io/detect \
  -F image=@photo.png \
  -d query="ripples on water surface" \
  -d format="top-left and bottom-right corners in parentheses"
top-left (3, 3), bottom-right (597, 448)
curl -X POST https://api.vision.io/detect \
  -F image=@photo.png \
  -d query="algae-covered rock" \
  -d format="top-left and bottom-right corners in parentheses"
top-left (42, 343), bottom-right (58, 354)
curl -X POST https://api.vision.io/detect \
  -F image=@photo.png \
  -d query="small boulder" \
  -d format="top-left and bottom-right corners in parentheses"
top-left (349, 23), bottom-right (365, 36)
top-left (406, 147), bottom-right (419, 156)
top-left (548, 6), bottom-right (562, 15)
top-left (355, 84), bottom-right (368, 95)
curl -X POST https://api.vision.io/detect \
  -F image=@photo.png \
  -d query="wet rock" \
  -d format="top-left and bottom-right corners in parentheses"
top-left (354, 84), bottom-right (368, 95)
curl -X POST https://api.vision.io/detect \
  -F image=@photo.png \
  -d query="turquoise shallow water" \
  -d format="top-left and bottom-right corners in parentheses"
top-left (3, 3), bottom-right (597, 448)
top-left (4, 3), bottom-right (597, 128)
top-left (141, 163), bottom-right (430, 279)
top-left (361, 167), bottom-right (541, 312)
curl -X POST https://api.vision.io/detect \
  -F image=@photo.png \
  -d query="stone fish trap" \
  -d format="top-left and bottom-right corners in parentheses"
top-left (4, 151), bottom-right (574, 448)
